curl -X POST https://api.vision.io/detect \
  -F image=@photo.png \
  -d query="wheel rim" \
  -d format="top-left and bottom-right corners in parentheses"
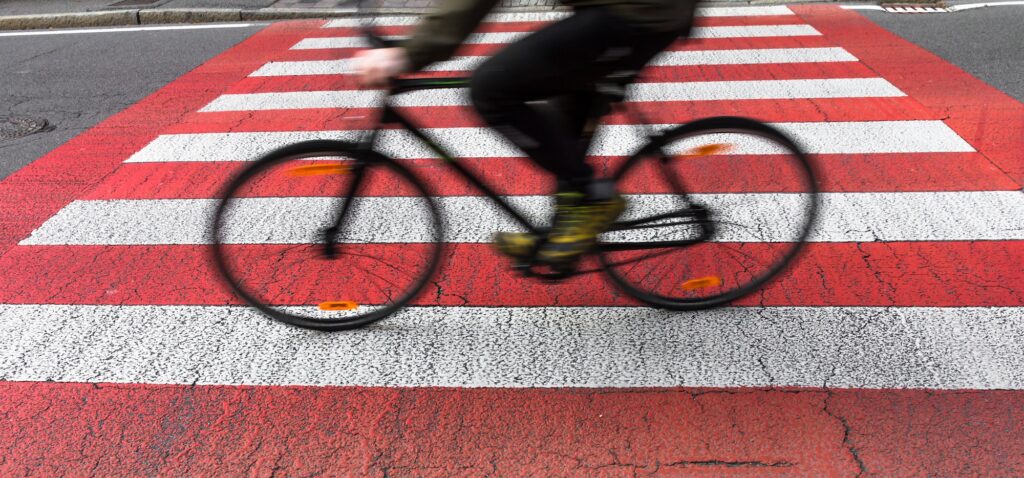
top-left (600, 122), bottom-right (818, 309)
top-left (211, 145), bottom-right (443, 330)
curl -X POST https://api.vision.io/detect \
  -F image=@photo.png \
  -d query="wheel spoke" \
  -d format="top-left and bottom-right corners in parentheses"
top-left (210, 142), bottom-right (443, 331)
top-left (601, 119), bottom-right (818, 310)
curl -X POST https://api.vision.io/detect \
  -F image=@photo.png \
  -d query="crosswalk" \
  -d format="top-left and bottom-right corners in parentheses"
top-left (1, 6), bottom-right (1023, 472)
top-left (5, 4), bottom-right (1024, 386)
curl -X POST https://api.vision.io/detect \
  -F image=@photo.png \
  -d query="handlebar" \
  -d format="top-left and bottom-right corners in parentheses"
top-left (357, 23), bottom-right (471, 94)
top-left (360, 26), bottom-right (395, 49)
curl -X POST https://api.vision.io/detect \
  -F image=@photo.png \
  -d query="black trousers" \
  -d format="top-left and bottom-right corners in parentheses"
top-left (469, 7), bottom-right (687, 191)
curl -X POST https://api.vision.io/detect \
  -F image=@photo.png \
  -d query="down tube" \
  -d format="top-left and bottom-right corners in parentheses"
top-left (385, 104), bottom-right (543, 235)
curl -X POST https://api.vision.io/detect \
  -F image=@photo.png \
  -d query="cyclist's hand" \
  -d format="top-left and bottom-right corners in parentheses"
top-left (354, 47), bottom-right (411, 87)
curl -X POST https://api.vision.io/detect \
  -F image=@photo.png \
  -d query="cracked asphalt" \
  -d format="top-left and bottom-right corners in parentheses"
top-left (3, 383), bottom-right (1022, 475)
top-left (1, 5), bottom-right (1024, 476)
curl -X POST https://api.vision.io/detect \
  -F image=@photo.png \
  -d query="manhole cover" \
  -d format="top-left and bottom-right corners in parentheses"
top-left (0, 116), bottom-right (49, 141)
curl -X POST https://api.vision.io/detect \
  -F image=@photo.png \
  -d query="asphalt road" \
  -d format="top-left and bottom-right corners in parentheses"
top-left (0, 24), bottom-right (264, 180)
top-left (862, 3), bottom-right (1024, 103)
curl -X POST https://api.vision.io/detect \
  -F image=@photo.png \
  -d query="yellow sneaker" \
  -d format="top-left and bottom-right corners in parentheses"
top-left (492, 189), bottom-right (581, 260)
top-left (493, 231), bottom-right (539, 259)
top-left (538, 183), bottom-right (626, 264)
top-left (492, 181), bottom-right (625, 265)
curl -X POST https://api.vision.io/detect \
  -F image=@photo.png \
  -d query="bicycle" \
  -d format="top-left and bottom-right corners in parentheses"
top-left (210, 28), bottom-right (819, 331)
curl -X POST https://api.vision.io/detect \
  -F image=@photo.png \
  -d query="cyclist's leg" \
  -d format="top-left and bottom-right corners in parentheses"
top-left (473, 7), bottom-right (686, 262)
top-left (469, 7), bottom-right (682, 192)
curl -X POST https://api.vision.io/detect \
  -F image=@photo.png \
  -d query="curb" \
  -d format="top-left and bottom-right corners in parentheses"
top-left (0, 11), bottom-right (139, 30)
top-left (0, 8), bottom-right (352, 31)
top-left (0, 6), bottom-right (568, 31)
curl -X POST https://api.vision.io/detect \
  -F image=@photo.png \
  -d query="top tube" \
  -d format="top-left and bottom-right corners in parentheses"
top-left (358, 23), bottom-right (472, 96)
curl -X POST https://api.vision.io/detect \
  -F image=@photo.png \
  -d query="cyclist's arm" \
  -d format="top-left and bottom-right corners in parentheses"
top-left (400, 0), bottom-right (501, 70)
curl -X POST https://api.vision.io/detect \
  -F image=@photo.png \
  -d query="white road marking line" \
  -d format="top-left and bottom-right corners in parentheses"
top-left (0, 23), bottom-right (258, 37)
top-left (323, 12), bottom-right (573, 27)
top-left (20, 191), bottom-right (1024, 245)
top-left (200, 78), bottom-right (904, 112)
top-left (250, 47), bottom-right (858, 76)
top-left (841, 5), bottom-right (888, 10)
top-left (650, 47), bottom-right (857, 65)
top-left (950, 1), bottom-right (1024, 10)
top-left (291, 25), bottom-right (823, 49)
top-left (692, 6), bottom-right (795, 16)
top-left (628, 78), bottom-right (905, 101)
top-left (125, 121), bottom-right (974, 164)
top-left (2, 304), bottom-right (1021, 390)
top-left (321, 7), bottom-right (796, 28)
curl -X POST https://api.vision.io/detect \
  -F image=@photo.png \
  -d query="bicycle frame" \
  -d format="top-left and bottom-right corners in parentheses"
top-left (347, 76), bottom-right (713, 254)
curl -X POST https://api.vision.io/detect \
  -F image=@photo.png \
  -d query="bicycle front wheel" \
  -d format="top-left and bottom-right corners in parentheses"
top-left (211, 140), bottom-right (443, 331)
top-left (599, 116), bottom-right (819, 310)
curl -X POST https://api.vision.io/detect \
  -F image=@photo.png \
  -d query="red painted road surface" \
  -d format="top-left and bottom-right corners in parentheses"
top-left (1, 6), bottom-right (1023, 476)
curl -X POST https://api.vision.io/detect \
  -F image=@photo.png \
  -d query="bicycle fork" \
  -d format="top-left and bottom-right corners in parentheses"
top-left (320, 159), bottom-right (369, 260)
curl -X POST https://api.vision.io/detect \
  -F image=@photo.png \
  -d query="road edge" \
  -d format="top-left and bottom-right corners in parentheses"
top-left (1, 1), bottom-right (856, 31)
top-left (0, 7), bottom-right (550, 31)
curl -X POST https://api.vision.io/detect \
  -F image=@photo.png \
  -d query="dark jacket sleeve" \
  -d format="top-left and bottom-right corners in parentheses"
top-left (400, 0), bottom-right (501, 71)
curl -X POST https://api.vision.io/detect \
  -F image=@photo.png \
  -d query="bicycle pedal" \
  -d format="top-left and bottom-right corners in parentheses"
top-left (532, 257), bottom-right (581, 281)
top-left (511, 259), bottom-right (532, 275)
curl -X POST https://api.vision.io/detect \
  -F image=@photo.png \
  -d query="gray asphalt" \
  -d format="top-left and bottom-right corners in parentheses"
top-left (0, 24), bottom-right (264, 180)
top-left (0, 0), bottom-right (278, 16)
top-left (861, 4), bottom-right (1024, 103)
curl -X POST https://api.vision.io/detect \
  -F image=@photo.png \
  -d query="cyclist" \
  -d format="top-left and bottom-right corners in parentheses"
top-left (356, 0), bottom-right (696, 266)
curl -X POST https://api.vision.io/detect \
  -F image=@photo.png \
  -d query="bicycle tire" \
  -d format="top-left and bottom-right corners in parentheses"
top-left (210, 140), bottom-right (444, 331)
top-left (599, 116), bottom-right (819, 310)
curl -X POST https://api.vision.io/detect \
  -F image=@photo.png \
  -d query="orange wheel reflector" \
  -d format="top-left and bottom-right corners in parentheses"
top-left (680, 276), bottom-right (723, 290)
top-left (287, 163), bottom-right (349, 177)
top-left (685, 143), bottom-right (732, 157)
top-left (318, 301), bottom-right (358, 311)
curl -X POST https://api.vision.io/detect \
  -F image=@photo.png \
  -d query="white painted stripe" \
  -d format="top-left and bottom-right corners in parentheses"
top-left (125, 121), bottom-right (974, 163)
top-left (2, 304), bottom-right (1021, 389)
top-left (0, 23), bottom-right (258, 37)
top-left (200, 78), bottom-right (905, 112)
top-left (651, 47), bottom-right (856, 65)
top-left (323, 12), bottom-right (571, 27)
top-left (629, 78), bottom-right (904, 100)
top-left (321, 7), bottom-right (795, 28)
top-left (291, 25), bottom-right (822, 49)
top-left (250, 47), bottom-right (858, 76)
top-left (693, 6), bottom-right (794, 16)
top-left (841, 5), bottom-right (887, 10)
top-left (951, 1), bottom-right (1024, 10)
top-left (20, 191), bottom-right (1024, 245)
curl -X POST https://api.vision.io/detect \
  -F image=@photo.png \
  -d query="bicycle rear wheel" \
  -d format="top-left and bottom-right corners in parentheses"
top-left (599, 116), bottom-right (819, 310)
top-left (210, 140), bottom-right (443, 330)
